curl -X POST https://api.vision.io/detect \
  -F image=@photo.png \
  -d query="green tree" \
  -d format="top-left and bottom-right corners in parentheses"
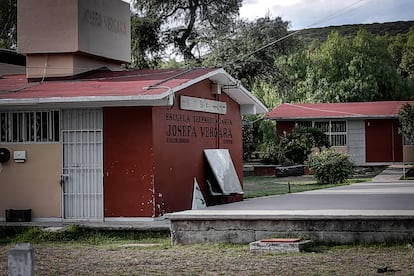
top-left (257, 120), bottom-right (279, 163)
top-left (128, 15), bottom-right (164, 69)
top-left (242, 118), bottom-right (256, 160)
top-left (284, 29), bottom-right (413, 103)
top-left (133, 0), bottom-right (242, 63)
top-left (400, 49), bottom-right (414, 80)
top-left (388, 32), bottom-right (406, 69)
top-left (348, 29), bottom-right (404, 101)
top-left (261, 126), bottom-right (329, 165)
top-left (203, 16), bottom-right (296, 83)
top-left (399, 28), bottom-right (414, 81)
top-left (271, 47), bottom-right (312, 103)
top-left (203, 16), bottom-right (298, 159)
top-left (398, 103), bottom-right (414, 145)
top-left (0, 0), bottom-right (17, 49)
top-left (250, 77), bottom-right (282, 109)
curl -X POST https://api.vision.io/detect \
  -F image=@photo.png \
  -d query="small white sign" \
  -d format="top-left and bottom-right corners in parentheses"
top-left (180, 96), bottom-right (227, 114)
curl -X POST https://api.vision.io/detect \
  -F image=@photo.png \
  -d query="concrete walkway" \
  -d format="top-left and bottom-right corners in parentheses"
top-left (173, 164), bottom-right (414, 215)
top-left (371, 164), bottom-right (409, 182)
top-left (1, 165), bottom-right (411, 234)
top-left (169, 164), bottom-right (414, 244)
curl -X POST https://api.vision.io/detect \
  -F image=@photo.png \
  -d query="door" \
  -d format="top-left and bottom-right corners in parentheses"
top-left (61, 109), bottom-right (103, 220)
top-left (365, 119), bottom-right (403, 162)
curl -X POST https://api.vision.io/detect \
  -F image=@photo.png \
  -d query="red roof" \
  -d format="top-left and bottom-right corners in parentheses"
top-left (0, 68), bottom-right (267, 114)
top-left (266, 101), bottom-right (413, 120)
top-left (0, 68), bottom-right (216, 99)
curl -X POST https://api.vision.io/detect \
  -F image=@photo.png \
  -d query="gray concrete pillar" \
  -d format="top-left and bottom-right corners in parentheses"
top-left (7, 243), bottom-right (35, 276)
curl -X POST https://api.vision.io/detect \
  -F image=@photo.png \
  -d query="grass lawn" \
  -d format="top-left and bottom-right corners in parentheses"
top-left (1, 169), bottom-right (412, 275)
top-left (243, 175), bottom-right (371, 198)
top-left (1, 227), bottom-right (413, 275)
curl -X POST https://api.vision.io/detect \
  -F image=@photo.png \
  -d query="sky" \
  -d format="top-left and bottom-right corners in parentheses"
top-left (239, 0), bottom-right (414, 30)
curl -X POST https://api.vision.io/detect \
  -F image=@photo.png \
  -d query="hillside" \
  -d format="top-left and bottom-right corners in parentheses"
top-left (297, 21), bottom-right (414, 44)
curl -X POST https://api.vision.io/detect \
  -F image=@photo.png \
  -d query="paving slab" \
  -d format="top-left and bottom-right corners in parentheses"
top-left (372, 164), bottom-right (407, 182)
top-left (250, 239), bottom-right (312, 253)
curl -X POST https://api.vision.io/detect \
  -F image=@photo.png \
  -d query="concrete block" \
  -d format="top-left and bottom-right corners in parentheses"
top-left (170, 216), bottom-right (414, 244)
top-left (8, 243), bottom-right (34, 276)
top-left (171, 229), bottom-right (255, 245)
top-left (250, 238), bottom-right (312, 253)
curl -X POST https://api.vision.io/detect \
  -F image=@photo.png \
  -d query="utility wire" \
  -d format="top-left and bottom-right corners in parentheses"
top-left (4, 0), bottom-right (365, 78)
top-left (224, 0), bottom-right (366, 68)
top-left (305, 0), bottom-right (365, 29)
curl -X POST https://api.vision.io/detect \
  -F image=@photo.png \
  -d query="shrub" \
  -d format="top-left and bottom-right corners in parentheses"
top-left (307, 149), bottom-right (354, 184)
top-left (260, 126), bottom-right (330, 165)
top-left (280, 126), bottom-right (330, 165)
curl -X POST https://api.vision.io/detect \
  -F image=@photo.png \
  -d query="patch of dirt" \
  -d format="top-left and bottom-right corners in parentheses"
top-left (1, 243), bottom-right (413, 275)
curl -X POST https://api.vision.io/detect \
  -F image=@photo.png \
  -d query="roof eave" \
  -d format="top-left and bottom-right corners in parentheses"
top-left (170, 68), bottom-right (267, 115)
top-left (0, 68), bottom-right (268, 114)
top-left (266, 115), bottom-right (399, 121)
top-left (0, 92), bottom-right (174, 109)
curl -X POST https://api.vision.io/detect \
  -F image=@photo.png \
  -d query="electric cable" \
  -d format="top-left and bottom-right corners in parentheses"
top-left (284, 103), bottom-right (366, 116)
top-left (227, 0), bottom-right (367, 126)
top-left (223, 0), bottom-right (366, 68)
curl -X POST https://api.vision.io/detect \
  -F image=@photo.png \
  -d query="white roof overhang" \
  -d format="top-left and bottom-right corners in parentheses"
top-left (0, 68), bottom-right (267, 114)
top-left (0, 93), bottom-right (174, 110)
top-left (206, 69), bottom-right (268, 115)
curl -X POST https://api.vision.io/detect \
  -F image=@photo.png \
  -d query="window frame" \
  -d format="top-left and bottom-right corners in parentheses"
top-left (0, 110), bottom-right (60, 144)
top-left (296, 120), bottom-right (347, 147)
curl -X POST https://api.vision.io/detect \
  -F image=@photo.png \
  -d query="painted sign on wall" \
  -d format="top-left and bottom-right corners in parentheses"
top-left (165, 111), bottom-right (233, 144)
top-left (180, 96), bottom-right (227, 114)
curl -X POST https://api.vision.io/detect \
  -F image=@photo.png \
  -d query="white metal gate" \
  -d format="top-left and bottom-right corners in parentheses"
top-left (61, 109), bottom-right (103, 220)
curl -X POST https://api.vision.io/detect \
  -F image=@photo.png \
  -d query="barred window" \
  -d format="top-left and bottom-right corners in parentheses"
top-left (329, 121), bottom-right (347, 146)
top-left (0, 111), bottom-right (60, 143)
top-left (331, 121), bottom-right (346, 132)
top-left (296, 121), bottom-right (312, 128)
top-left (295, 120), bottom-right (347, 147)
top-left (314, 121), bottom-right (329, 132)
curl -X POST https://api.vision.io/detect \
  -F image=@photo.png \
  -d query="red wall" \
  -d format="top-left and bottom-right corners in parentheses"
top-left (276, 119), bottom-right (404, 163)
top-left (152, 80), bottom-right (243, 216)
top-left (276, 121), bottom-right (295, 136)
top-left (103, 107), bottom-right (155, 217)
top-left (365, 119), bottom-right (403, 162)
top-left (103, 80), bottom-right (244, 218)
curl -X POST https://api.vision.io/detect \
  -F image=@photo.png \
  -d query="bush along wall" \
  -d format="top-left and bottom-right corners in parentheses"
top-left (306, 149), bottom-right (354, 184)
